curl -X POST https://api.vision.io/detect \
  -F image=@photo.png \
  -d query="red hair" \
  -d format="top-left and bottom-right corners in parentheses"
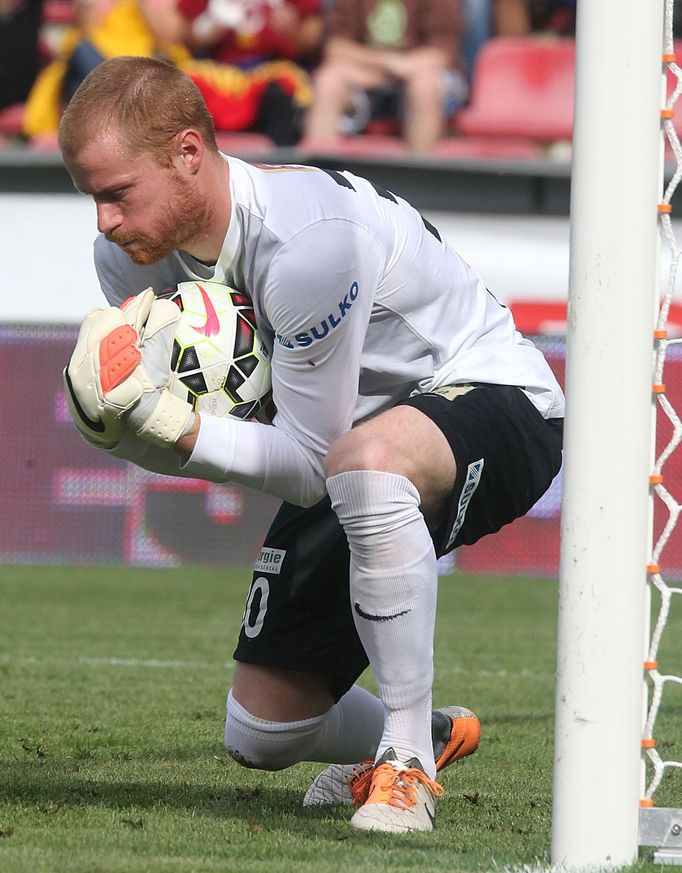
top-left (59, 56), bottom-right (218, 164)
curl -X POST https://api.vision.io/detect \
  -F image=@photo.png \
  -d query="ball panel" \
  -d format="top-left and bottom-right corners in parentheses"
top-left (239, 353), bottom-right (259, 378)
top-left (177, 345), bottom-right (201, 373)
top-left (233, 316), bottom-right (255, 359)
top-left (180, 371), bottom-right (209, 396)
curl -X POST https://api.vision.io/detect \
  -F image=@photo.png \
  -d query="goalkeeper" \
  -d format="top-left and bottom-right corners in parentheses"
top-left (59, 56), bottom-right (564, 834)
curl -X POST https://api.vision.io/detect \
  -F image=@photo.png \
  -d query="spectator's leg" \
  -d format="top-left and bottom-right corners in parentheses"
top-left (402, 66), bottom-right (445, 153)
top-left (304, 60), bottom-right (358, 141)
top-left (303, 58), bottom-right (387, 142)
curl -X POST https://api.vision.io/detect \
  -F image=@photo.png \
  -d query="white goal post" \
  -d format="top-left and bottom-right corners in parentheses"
top-left (551, 1), bottom-right (664, 868)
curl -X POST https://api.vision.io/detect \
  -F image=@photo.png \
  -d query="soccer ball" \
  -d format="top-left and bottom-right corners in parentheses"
top-left (161, 281), bottom-right (272, 421)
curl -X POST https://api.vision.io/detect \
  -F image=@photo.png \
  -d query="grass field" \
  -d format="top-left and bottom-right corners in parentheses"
top-left (1, 565), bottom-right (680, 873)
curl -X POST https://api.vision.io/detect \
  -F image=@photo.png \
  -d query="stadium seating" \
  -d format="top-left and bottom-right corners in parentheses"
top-left (43, 0), bottom-right (75, 25)
top-left (0, 104), bottom-right (25, 138)
top-left (0, 0), bottom-right (75, 143)
top-left (1, 16), bottom-right (579, 164)
top-left (318, 36), bottom-right (576, 161)
top-left (453, 36), bottom-right (575, 145)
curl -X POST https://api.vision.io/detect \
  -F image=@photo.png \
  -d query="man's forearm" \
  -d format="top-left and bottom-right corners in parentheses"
top-left (174, 414), bottom-right (327, 507)
top-left (174, 412), bottom-right (201, 462)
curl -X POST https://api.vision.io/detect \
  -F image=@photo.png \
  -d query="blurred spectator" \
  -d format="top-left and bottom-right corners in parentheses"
top-left (177, 0), bottom-right (322, 69)
top-left (529, 0), bottom-right (575, 35)
top-left (303, 0), bottom-right (468, 154)
top-left (23, 0), bottom-right (320, 146)
top-left (0, 0), bottom-right (43, 110)
top-left (151, 0), bottom-right (323, 144)
top-left (23, 0), bottom-right (190, 139)
top-left (461, 0), bottom-right (531, 78)
top-left (461, 0), bottom-right (574, 75)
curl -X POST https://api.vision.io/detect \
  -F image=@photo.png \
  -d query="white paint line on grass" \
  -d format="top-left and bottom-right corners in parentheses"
top-left (0, 653), bottom-right (547, 679)
top-left (79, 656), bottom-right (230, 670)
top-left (0, 653), bottom-right (233, 671)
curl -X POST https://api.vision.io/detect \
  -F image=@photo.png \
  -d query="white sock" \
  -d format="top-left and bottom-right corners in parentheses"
top-left (225, 684), bottom-right (385, 769)
top-left (327, 470), bottom-right (438, 778)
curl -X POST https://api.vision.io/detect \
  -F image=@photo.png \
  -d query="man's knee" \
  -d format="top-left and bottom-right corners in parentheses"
top-left (325, 429), bottom-right (392, 479)
top-left (404, 67), bottom-right (444, 108)
top-left (312, 60), bottom-right (354, 101)
top-left (224, 691), bottom-right (284, 770)
top-left (224, 690), bottom-right (330, 771)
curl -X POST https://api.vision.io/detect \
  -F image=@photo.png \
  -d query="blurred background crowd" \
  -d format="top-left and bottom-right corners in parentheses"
top-left (0, 0), bottom-right (586, 157)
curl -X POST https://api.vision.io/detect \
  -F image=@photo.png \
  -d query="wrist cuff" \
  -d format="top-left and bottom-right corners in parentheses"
top-left (135, 390), bottom-right (194, 449)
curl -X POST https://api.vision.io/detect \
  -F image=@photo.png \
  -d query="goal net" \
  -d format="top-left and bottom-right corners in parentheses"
top-left (638, 2), bottom-right (682, 862)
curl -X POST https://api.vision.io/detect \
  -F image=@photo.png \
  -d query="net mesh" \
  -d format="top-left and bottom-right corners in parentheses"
top-left (642, 0), bottom-right (682, 806)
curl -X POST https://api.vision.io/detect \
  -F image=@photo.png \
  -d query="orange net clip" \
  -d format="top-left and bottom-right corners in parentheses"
top-left (654, 329), bottom-right (668, 339)
top-left (663, 53), bottom-right (677, 63)
top-left (658, 203), bottom-right (673, 214)
top-left (641, 798), bottom-right (655, 807)
top-left (661, 109), bottom-right (675, 119)
top-left (647, 564), bottom-right (661, 574)
top-left (653, 383), bottom-right (667, 394)
top-left (650, 474), bottom-right (664, 485)
top-left (642, 738), bottom-right (656, 749)
top-left (644, 660), bottom-right (659, 670)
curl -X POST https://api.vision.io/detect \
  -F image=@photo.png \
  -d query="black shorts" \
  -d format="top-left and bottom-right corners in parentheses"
top-left (234, 384), bottom-right (563, 700)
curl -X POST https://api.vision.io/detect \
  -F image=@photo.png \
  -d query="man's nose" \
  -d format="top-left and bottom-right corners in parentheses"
top-left (96, 202), bottom-right (122, 235)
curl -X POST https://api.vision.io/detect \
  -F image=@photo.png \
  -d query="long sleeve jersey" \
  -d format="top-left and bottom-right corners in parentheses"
top-left (94, 156), bottom-right (564, 506)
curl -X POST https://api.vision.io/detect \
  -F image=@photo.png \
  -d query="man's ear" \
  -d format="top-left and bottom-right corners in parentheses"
top-left (173, 128), bottom-right (204, 175)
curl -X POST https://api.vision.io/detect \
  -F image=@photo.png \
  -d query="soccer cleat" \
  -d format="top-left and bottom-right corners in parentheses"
top-left (302, 705), bottom-right (479, 807)
top-left (432, 705), bottom-right (481, 771)
top-left (349, 749), bottom-right (444, 833)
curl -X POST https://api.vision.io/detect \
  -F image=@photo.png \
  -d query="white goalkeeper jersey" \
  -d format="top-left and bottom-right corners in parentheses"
top-left (94, 155), bottom-right (564, 506)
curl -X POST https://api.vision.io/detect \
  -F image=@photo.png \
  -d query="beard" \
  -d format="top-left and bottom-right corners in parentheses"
top-left (107, 172), bottom-right (213, 266)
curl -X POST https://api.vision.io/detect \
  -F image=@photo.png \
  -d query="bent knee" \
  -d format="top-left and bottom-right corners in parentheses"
top-left (224, 690), bottom-right (329, 772)
top-left (224, 727), bottom-right (286, 771)
top-left (224, 709), bottom-right (292, 771)
top-left (325, 432), bottom-right (394, 478)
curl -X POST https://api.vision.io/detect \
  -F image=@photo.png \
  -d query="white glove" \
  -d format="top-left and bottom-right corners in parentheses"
top-left (102, 294), bottom-right (195, 450)
top-left (63, 289), bottom-right (154, 448)
top-left (193, 0), bottom-right (245, 39)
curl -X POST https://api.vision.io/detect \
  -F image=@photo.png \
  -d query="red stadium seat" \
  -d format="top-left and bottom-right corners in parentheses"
top-left (454, 37), bottom-right (575, 142)
top-left (42, 0), bottom-right (75, 25)
top-left (0, 103), bottom-right (26, 137)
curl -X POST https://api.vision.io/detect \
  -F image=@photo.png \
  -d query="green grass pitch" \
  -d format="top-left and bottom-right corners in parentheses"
top-left (1, 565), bottom-right (681, 872)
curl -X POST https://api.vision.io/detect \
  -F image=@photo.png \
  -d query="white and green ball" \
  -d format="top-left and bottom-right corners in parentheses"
top-left (163, 281), bottom-right (272, 421)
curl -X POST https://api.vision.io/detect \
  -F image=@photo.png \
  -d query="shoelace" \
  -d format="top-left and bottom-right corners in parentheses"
top-left (347, 761), bottom-right (374, 806)
top-left (367, 764), bottom-right (444, 811)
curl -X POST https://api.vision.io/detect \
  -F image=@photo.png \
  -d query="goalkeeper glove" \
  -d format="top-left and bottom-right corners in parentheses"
top-left (65, 289), bottom-right (195, 451)
top-left (106, 294), bottom-right (195, 449)
top-left (63, 289), bottom-right (154, 448)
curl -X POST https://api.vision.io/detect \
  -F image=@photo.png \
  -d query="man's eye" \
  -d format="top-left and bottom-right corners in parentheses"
top-left (96, 189), bottom-right (128, 204)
